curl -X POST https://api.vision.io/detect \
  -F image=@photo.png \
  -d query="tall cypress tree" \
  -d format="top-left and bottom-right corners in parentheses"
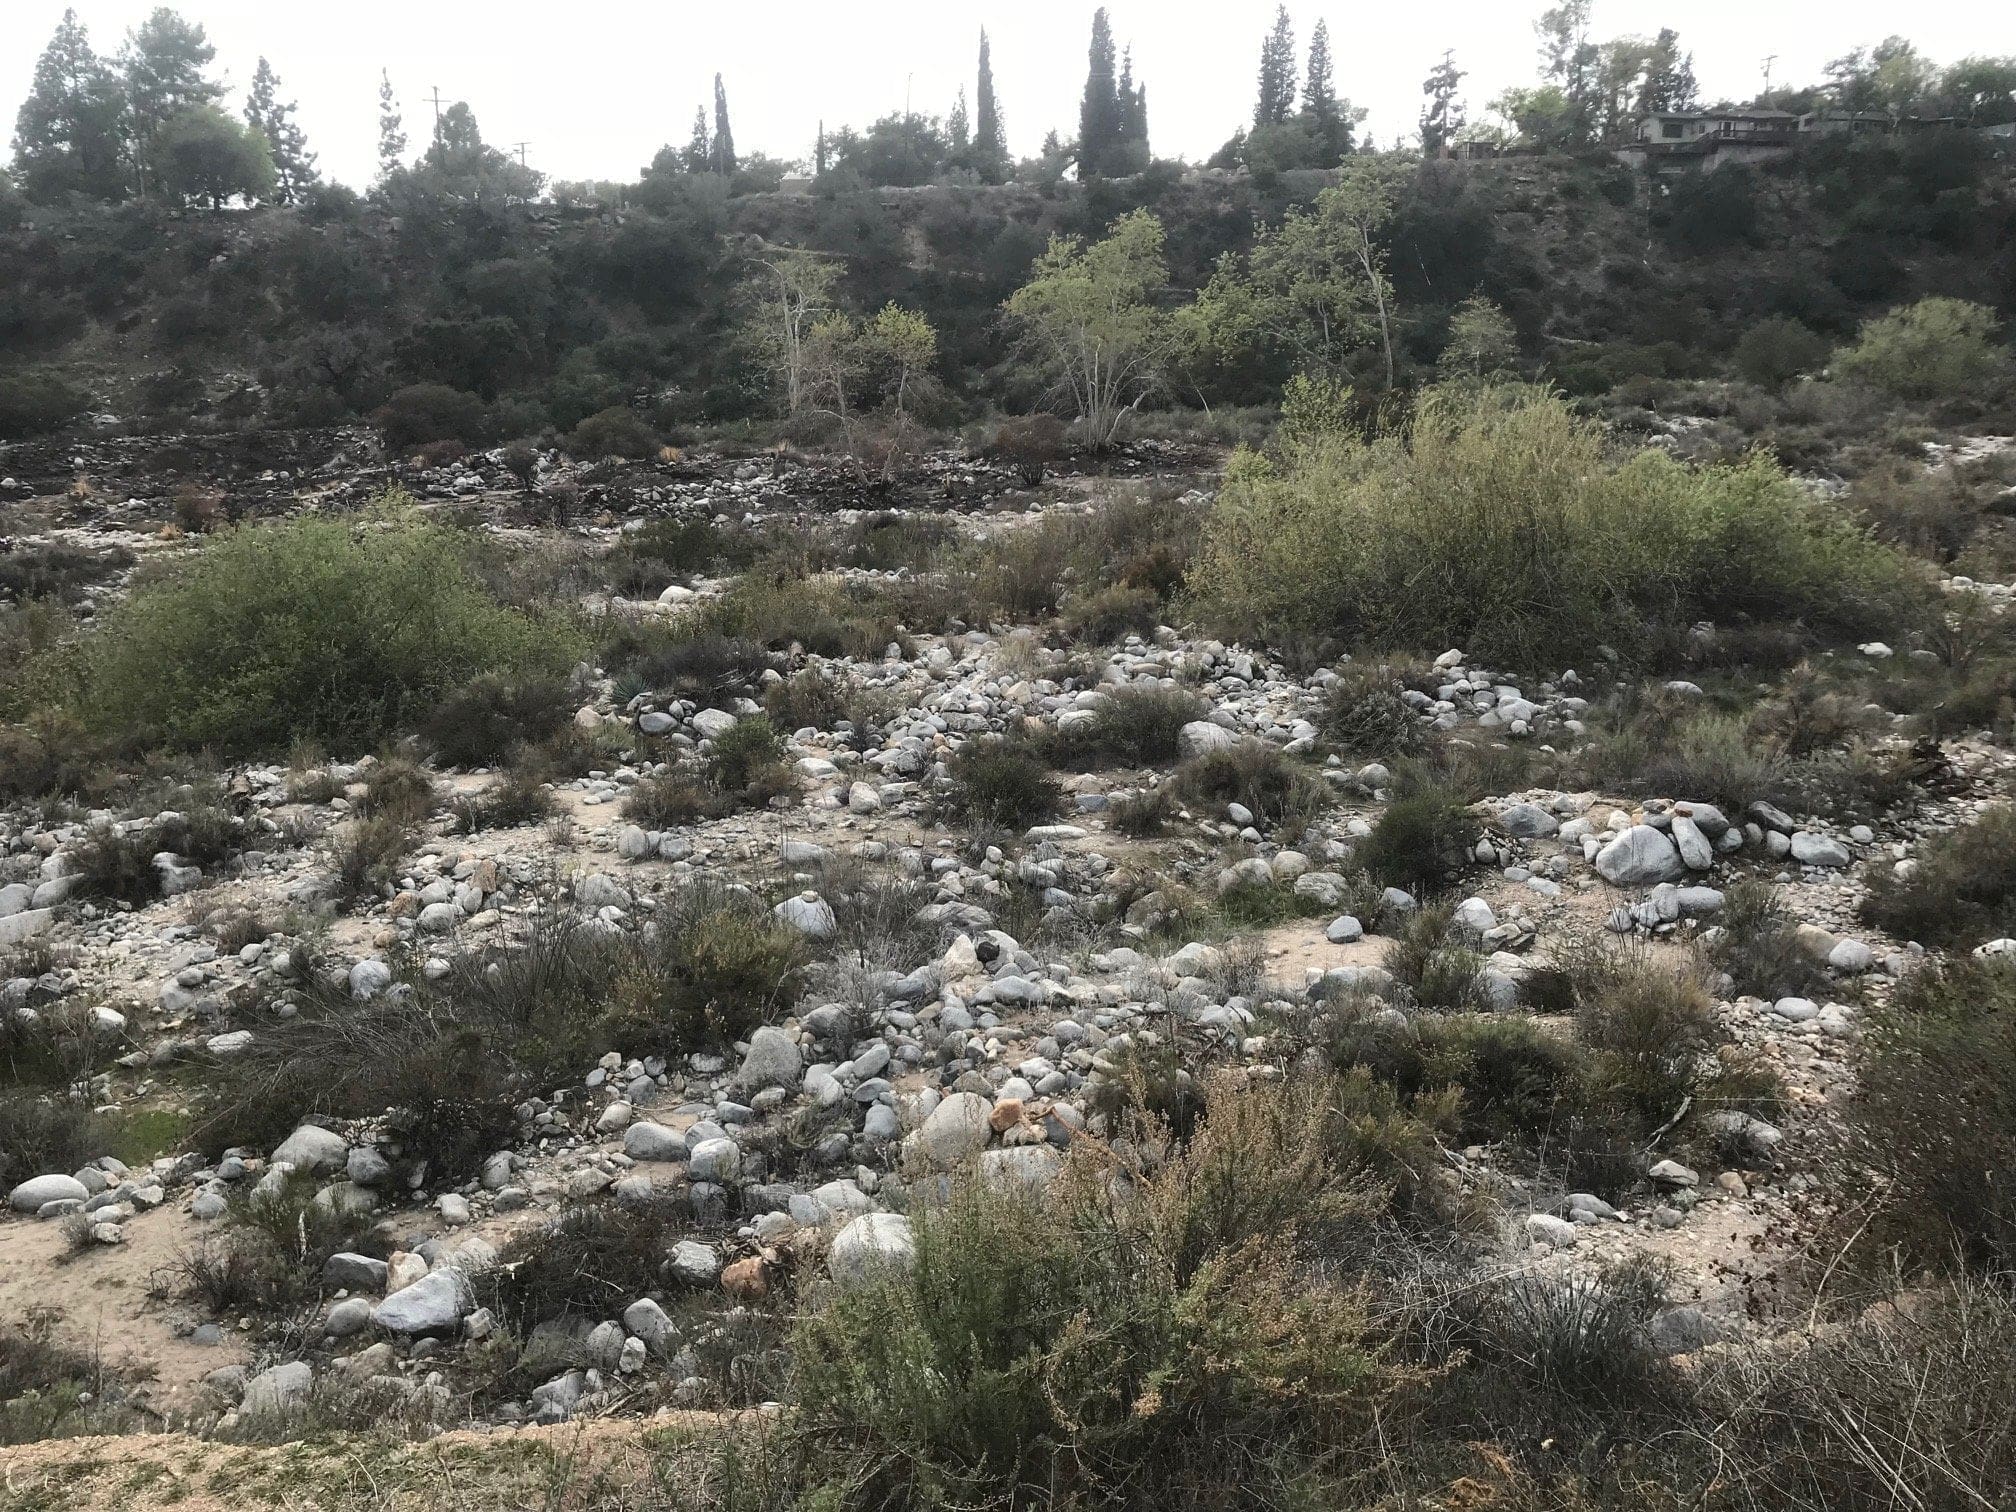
top-left (1078, 8), bottom-right (1120, 178)
top-left (1420, 49), bottom-right (1466, 154)
top-left (376, 68), bottom-right (405, 181)
top-left (975, 27), bottom-right (1008, 183)
top-left (245, 57), bottom-right (317, 204)
top-left (1117, 48), bottom-right (1149, 169)
top-left (11, 8), bottom-right (128, 203)
top-left (1255, 5), bottom-right (1296, 128)
top-left (710, 74), bottom-right (737, 174)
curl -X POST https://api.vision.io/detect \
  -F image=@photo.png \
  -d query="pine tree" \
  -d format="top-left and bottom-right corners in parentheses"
top-left (245, 56), bottom-right (316, 204)
top-left (975, 27), bottom-right (1008, 183)
top-left (711, 74), bottom-right (737, 174)
top-left (1420, 49), bottom-right (1467, 154)
top-left (376, 70), bottom-right (406, 180)
top-left (1304, 18), bottom-right (1347, 160)
top-left (1255, 5), bottom-right (1296, 128)
top-left (121, 7), bottom-right (224, 196)
top-left (11, 8), bottom-right (128, 203)
top-left (949, 86), bottom-right (971, 152)
top-left (1117, 49), bottom-right (1150, 169)
top-left (1078, 7), bottom-right (1120, 179)
top-left (815, 121), bottom-right (828, 177)
top-left (685, 107), bottom-right (710, 173)
top-left (1638, 29), bottom-right (1699, 114)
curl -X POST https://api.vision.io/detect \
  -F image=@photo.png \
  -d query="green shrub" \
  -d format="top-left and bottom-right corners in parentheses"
top-left (1833, 296), bottom-right (2008, 403)
top-left (1851, 957), bottom-right (2016, 1276)
top-left (1862, 805), bottom-right (2016, 950)
top-left (942, 739), bottom-right (1062, 829)
top-left (1381, 904), bottom-right (1489, 1011)
top-left (1322, 664), bottom-right (1429, 759)
top-left (566, 405), bottom-right (660, 459)
top-left (1734, 316), bottom-right (1830, 389)
top-left (70, 502), bottom-right (580, 756)
top-left (706, 714), bottom-right (787, 793)
top-left (604, 627), bottom-right (773, 702)
top-left (1707, 880), bottom-right (1833, 1000)
top-left (1189, 385), bottom-right (1926, 669)
top-left (603, 517), bottom-right (767, 597)
top-left (1171, 740), bottom-right (1326, 839)
top-left (622, 771), bottom-right (707, 828)
top-left (373, 383), bottom-right (489, 448)
top-left (1357, 788), bottom-right (1474, 896)
top-left (0, 542), bottom-right (132, 604)
top-left (0, 1093), bottom-right (104, 1193)
top-left (1047, 685), bottom-right (1206, 768)
top-left (451, 768), bottom-right (555, 832)
top-left (1849, 460), bottom-right (1985, 562)
top-left (791, 1074), bottom-right (1390, 1509)
top-left (606, 890), bottom-right (811, 1049)
top-left (1059, 583), bottom-right (1161, 643)
top-left (419, 676), bottom-right (574, 767)
top-left (0, 369), bottom-right (89, 438)
top-left (331, 814), bottom-right (414, 908)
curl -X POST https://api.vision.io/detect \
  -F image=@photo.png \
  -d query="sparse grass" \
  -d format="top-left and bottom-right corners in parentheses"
top-left (1861, 804), bottom-right (2016, 951)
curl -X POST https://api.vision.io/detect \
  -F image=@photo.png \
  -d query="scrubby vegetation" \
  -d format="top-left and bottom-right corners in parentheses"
top-left (1190, 387), bottom-right (1928, 670)
top-left (61, 502), bottom-right (581, 758)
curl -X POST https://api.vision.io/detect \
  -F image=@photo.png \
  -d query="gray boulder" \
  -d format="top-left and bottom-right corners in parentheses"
top-left (1595, 826), bottom-right (1685, 887)
top-left (828, 1212), bottom-right (916, 1286)
top-left (372, 1268), bottom-right (472, 1335)
top-left (9, 1174), bottom-right (89, 1213)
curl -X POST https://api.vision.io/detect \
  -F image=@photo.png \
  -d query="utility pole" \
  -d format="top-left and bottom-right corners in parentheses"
top-left (511, 142), bottom-right (531, 168)
top-left (426, 86), bottom-right (445, 140)
top-left (1760, 54), bottom-right (1778, 97)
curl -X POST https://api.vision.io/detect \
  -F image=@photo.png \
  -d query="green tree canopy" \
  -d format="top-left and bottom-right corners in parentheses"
top-left (11, 8), bottom-right (127, 203)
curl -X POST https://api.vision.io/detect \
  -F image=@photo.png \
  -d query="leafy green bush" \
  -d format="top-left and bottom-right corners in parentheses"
top-left (942, 739), bottom-right (1062, 829)
top-left (763, 667), bottom-right (887, 740)
top-left (1848, 461), bottom-right (1985, 563)
top-left (1833, 297), bottom-right (2008, 402)
top-left (1733, 317), bottom-right (1830, 389)
top-left (1357, 788), bottom-right (1474, 896)
top-left (372, 383), bottom-right (489, 448)
top-left (566, 405), bottom-right (660, 459)
top-left (1189, 386), bottom-right (1926, 669)
top-left (0, 369), bottom-right (88, 438)
top-left (70, 502), bottom-right (581, 756)
top-left (706, 714), bottom-right (787, 793)
top-left (1862, 805), bottom-right (2016, 950)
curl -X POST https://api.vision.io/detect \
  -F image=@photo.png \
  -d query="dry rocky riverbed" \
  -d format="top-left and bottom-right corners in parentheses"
top-left (4, 434), bottom-right (2015, 1476)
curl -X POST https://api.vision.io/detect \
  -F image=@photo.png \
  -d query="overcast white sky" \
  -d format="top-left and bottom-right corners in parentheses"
top-left (3, 2), bottom-right (2004, 189)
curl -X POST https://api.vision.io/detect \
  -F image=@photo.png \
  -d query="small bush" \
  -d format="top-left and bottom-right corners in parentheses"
top-left (452, 768), bottom-right (555, 831)
top-left (332, 815), bottom-right (413, 907)
top-left (373, 383), bottom-right (489, 448)
top-left (1171, 740), bottom-right (1326, 838)
top-left (566, 405), bottom-right (660, 459)
top-left (606, 627), bottom-right (773, 702)
top-left (763, 668), bottom-right (887, 740)
top-left (1834, 296), bottom-right (2008, 403)
top-left (0, 369), bottom-right (89, 438)
top-left (358, 756), bottom-right (437, 825)
top-left (1323, 664), bottom-right (1429, 759)
top-left (1862, 805), bottom-right (2016, 951)
top-left (70, 502), bottom-right (580, 757)
top-left (605, 889), bottom-right (811, 1049)
top-left (1357, 788), bottom-right (1474, 896)
top-left (1381, 904), bottom-right (1489, 1012)
top-left (1734, 316), bottom-right (1830, 389)
top-left (706, 714), bottom-right (787, 794)
top-left (791, 1073), bottom-right (1391, 1509)
top-left (1059, 583), bottom-right (1161, 643)
top-left (1708, 880), bottom-right (1833, 1000)
top-left (1851, 956), bottom-right (2016, 1276)
top-left (622, 771), bottom-right (707, 828)
top-left (1047, 685), bottom-right (1207, 768)
top-left (989, 412), bottom-right (1069, 485)
top-left (942, 739), bottom-right (1062, 829)
top-left (0, 1093), bottom-right (104, 1193)
top-left (419, 676), bottom-right (574, 767)
top-left (1849, 460), bottom-right (1986, 562)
